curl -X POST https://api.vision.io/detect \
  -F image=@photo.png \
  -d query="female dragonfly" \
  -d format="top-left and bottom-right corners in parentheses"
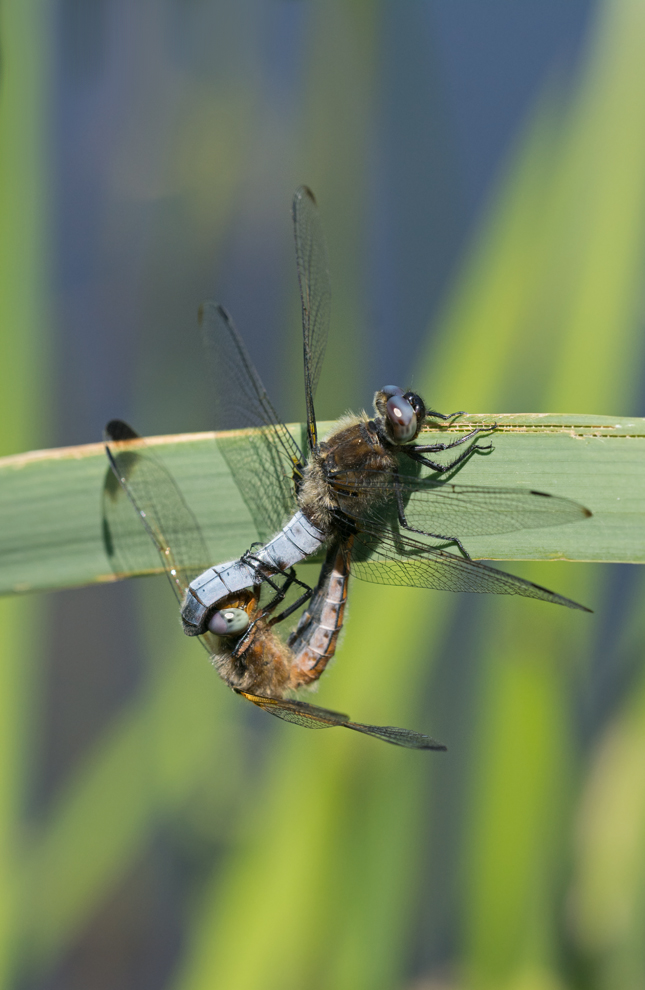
top-left (104, 420), bottom-right (445, 749)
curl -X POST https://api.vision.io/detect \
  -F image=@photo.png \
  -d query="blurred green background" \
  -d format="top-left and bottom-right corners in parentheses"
top-left (2, 1), bottom-right (645, 988)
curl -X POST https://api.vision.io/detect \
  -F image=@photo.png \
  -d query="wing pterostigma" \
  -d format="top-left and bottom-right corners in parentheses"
top-left (103, 419), bottom-right (209, 602)
top-left (327, 470), bottom-right (592, 538)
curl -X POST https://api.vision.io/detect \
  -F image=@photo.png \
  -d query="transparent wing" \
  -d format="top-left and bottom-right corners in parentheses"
top-left (350, 527), bottom-right (592, 612)
top-left (328, 467), bottom-right (591, 538)
top-left (236, 691), bottom-right (445, 748)
top-left (199, 301), bottom-right (303, 542)
top-left (236, 690), bottom-right (350, 727)
top-left (103, 420), bottom-right (210, 602)
top-left (395, 481), bottom-right (591, 536)
top-left (102, 465), bottom-right (164, 578)
top-left (292, 186), bottom-right (331, 452)
top-left (345, 722), bottom-right (446, 750)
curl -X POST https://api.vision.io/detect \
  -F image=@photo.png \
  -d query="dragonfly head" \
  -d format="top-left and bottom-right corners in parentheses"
top-left (208, 607), bottom-right (250, 637)
top-left (375, 386), bottom-right (425, 444)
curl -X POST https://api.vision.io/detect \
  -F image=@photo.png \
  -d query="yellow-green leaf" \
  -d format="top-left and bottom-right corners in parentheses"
top-left (0, 412), bottom-right (643, 598)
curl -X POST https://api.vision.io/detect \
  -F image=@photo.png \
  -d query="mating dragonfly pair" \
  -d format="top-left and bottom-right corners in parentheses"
top-left (104, 187), bottom-right (591, 750)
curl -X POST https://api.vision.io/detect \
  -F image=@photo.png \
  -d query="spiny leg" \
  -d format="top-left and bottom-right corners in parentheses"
top-left (403, 438), bottom-right (493, 473)
top-left (264, 569), bottom-right (313, 621)
top-left (425, 409), bottom-right (465, 421)
top-left (394, 472), bottom-right (471, 558)
top-left (241, 554), bottom-right (313, 617)
top-left (268, 581), bottom-right (314, 626)
top-left (414, 425), bottom-right (493, 453)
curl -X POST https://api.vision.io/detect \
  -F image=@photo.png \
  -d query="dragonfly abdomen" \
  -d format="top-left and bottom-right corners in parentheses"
top-left (181, 510), bottom-right (326, 635)
top-left (287, 538), bottom-right (353, 688)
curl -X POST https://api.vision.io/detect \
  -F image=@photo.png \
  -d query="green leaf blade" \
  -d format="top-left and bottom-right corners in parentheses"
top-left (0, 413), bottom-right (643, 597)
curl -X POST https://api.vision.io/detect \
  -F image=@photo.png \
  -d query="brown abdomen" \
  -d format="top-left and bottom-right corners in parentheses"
top-left (286, 537), bottom-right (353, 689)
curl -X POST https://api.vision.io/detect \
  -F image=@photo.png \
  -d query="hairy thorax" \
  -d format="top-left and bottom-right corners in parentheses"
top-left (298, 412), bottom-right (397, 533)
top-left (205, 591), bottom-right (296, 697)
top-left (211, 623), bottom-right (297, 697)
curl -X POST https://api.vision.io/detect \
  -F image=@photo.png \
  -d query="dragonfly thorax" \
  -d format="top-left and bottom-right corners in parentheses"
top-left (298, 411), bottom-right (398, 533)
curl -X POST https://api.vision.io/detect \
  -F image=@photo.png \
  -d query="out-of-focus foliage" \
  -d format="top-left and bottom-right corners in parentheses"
top-left (0, 1), bottom-right (50, 987)
top-left (2, 1), bottom-right (645, 989)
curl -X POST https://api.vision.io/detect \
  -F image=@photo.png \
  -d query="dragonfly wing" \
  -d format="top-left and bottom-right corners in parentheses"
top-left (102, 462), bottom-right (163, 579)
top-left (389, 479), bottom-right (591, 537)
top-left (199, 301), bottom-right (303, 542)
top-left (237, 691), bottom-right (445, 748)
top-left (103, 420), bottom-right (210, 602)
top-left (350, 528), bottom-right (592, 612)
top-left (292, 186), bottom-right (331, 453)
top-left (236, 690), bottom-right (350, 727)
top-left (328, 468), bottom-right (591, 538)
top-left (345, 722), bottom-right (446, 750)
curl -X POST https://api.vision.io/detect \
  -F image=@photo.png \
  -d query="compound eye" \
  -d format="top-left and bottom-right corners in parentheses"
top-left (386, 394), bottom-right (417, 442)
top-left (382, 385), bottom-right (405, 399)
top-left (402, 391), bottom-right (425, 420)
top-left (208, 607), bottom-right (250, 637)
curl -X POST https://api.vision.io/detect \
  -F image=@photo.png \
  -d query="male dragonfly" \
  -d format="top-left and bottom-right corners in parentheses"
top-left (104, 420), bottom-right (445, 749)
top-left (180, 186), bottom-right (592, 638)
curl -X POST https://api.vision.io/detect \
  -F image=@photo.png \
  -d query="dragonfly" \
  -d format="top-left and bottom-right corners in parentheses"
top-left (180, 185), bottom-right (592, 638)
top-left (103, 419), bottom-right (445, 749)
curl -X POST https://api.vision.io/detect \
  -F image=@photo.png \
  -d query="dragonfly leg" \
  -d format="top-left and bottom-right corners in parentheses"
top-left (394, 473), bottom-right (471, 558)
top-left (268, 585), bottom-right (313, 626)
top-left (241, 559), bottom-right (283, 599)
top-left (251, 566), bottom-right (314, 625)
top-left (229, 621), bottom-right (257, 660)
top-left (269, 566), bottom-right (313, 605)
top-left (425, 409), bottom-right (465, 421)
top-left (239, 553), bottom-right (298, 615)
top-left (414, 426), bottom-right (492, 453)
top-left (404, 438), bottom-right (493, 473)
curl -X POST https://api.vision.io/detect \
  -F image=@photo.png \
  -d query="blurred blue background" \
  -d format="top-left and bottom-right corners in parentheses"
top-left (4, 1), bottom-right (645, 988)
